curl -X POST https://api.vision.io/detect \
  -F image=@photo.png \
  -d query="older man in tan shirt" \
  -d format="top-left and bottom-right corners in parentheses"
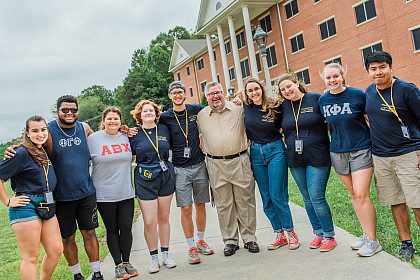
top-left (197, 81), bottom-right (259, 256)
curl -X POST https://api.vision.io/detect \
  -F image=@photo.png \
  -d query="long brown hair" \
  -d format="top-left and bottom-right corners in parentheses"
top-left (130, 100), bottom-right (161, 125)
top-left (20, 116), bottom-right (48, 166)
top-left (99, 106), bottom-right (122, 130)
top-left (244, 78), bottom-right (280, 119)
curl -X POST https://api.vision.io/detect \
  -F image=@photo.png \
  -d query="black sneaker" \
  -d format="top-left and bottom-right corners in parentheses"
top-left (74, 273), bottom-right (85, 280)
top-left (398, 243), bottom-right (416, 261)
top-left (92, 271), bottom-right (104, 280)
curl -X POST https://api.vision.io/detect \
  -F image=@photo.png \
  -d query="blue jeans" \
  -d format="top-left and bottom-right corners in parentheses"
top-left (289, 166), bottom-right (335, 237)
top-left (250, 139), bottom-right (294, 232)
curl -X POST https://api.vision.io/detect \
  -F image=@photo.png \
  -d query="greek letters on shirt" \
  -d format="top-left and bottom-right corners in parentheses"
top-left (59, 137), bottom-right (82, 147)
top-left (322, 103), bottom-right (352, 117)
top-left (101, 143), bottom-right (132, 155)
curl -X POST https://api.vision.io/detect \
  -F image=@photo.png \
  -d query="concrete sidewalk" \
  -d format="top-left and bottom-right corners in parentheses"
top-left (97, 192), bottom-right (420, 280)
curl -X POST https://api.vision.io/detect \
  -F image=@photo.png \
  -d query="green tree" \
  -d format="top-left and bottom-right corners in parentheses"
top-left (80, 85), bottom-right (114, 105)
top-left (77, 96), bottom-right (106, 131)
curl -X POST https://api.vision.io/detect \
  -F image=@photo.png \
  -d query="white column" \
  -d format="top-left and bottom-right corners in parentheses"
top-left (206, 33), bottom-right (218, 82)
top-left (216, 24), bottom-right (231, 91)
top-left (242, 5), bottom-right (259, 79)
top-left (228, 16), bottom-right (244, 95)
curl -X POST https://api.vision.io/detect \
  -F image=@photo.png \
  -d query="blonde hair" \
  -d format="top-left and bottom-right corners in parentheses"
top-left (244, 78), bottom-right (280, 119)
top-left (130, 100), bottom-right (161, 125)
top-left (321, 63), bottom-right (347, 86)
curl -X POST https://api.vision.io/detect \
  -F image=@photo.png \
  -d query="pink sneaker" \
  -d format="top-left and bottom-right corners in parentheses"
top-left (287, 230), bottom-right (300, 250)
top-left (320, 238), bottom-right (337, 252)
top-left (268, 232), bottom-right (288, 250)
top-left (310, 235), bottom-right (324, 249)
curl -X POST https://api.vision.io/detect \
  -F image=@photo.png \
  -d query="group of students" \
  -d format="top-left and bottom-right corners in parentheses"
top-left (0, 50), bottom-right (419, 280)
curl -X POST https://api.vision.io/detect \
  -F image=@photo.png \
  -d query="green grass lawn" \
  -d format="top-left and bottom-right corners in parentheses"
top-left (288, 169), bottom-right (420, 269)
top-left (0, 180), bottom-right (140, 280)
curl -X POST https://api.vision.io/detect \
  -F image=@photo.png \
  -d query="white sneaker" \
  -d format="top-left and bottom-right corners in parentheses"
top-left (351, 234), bottom-right (367, 250)
top-left (148, 255), bottom-right (160, 274)
top-left (357, 239), bottom-right (382, 257)
top-left (162, 251), bottom-right (177, 269)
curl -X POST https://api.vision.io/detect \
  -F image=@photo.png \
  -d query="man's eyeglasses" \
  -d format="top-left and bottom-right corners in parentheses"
top-left (59, 108), bottom-right (78, 114)
top-left (170, 91), bottom-right (185, 96)
top-left (207, 91), bottom-right (222, 97)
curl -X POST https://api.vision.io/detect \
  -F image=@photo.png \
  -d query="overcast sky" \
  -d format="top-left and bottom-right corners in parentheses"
top-left (0, 0), bottom-right (201, 143)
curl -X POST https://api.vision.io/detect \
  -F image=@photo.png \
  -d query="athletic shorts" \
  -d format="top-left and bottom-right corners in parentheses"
top-left (8, 193), bottom-right (45, 225)
top-left (174, 161), bottom-right (210, 207)
top-left (372, 151), bottom-right (420, 208)
top-left (330, 148), bottom-right (373, 176)
top-left (135, 166), bottom-right (175, 201)
top-left (55, 192), bottom-right (99, 239)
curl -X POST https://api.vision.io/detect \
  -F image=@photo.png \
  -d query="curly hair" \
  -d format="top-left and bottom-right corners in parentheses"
top-left (130, 100), bottom-right (161, 125)
top-left (244, 78), bottom-right (280, 120)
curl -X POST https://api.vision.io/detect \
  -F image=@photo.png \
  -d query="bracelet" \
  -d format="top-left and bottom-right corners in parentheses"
top-left (6, 198), bottom-right (10, 207)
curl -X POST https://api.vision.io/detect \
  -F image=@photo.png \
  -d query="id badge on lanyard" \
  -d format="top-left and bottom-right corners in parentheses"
top-left (184, 147), bottom-right (191, 158)
top-left (160, 160), bottom-right (168, 171)
top-left (295, 139), bottom-right (303, 154)
top-left (401, 125), bottom-right (411, 139)
top-left (44, 191), bottom-right (54, 204)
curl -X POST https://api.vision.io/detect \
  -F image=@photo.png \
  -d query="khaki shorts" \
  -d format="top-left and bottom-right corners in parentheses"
top-left (372, 151), bottom-right (420, 208)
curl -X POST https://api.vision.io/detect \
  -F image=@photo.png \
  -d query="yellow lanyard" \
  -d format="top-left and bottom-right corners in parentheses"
top-left (174, 109), bottom-right (188, 146)
top-left (141, 125), bottom-right (161, 160)
top-left (375, 81), bottom-right (404, 125)
top-left (41, 147), bottom-right (50, 190)
top-left (291, 96), bottom-right (303, 139)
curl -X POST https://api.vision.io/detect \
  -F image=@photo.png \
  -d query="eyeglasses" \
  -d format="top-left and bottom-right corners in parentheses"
top-left (170, 91), bottom-right (185, 96)
top-left (207, 91), bottom-right (222, 97)
top-left (59, 108), bottom-right (78, 114)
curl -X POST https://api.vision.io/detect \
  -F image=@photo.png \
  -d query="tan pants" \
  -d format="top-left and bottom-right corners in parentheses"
top-left (206, 153), bottom-right (257, 245)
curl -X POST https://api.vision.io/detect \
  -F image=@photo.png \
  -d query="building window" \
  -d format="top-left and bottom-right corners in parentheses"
top-left (319, 17), bottom-right (336, 41)
top-left (177, 72), bottom-right (180, 81)
top-left (411, 27), bottom-right (420, 51)
top-left (201, 81), bottom-right (207, 93)
top-left (229, 67), bottom-right (235, 80)
top-left (255, 53), bottom-right (262, 72)
top-left (240, 59), bottom-right (250, 78)
top-left (225, 41), bottom-right (231, 54)
top-left (267, 45), bottom-right (277, 67)
top-left (354, 0), bottom-right (376, 25)
top-left (296, 68), bottom-right (310, 85)
top-left (315, 0), bottom-right (322, 3)
top-left (284, 0), bottom-right (299, 19)
top-left (324, 57), bottom-right (342, 65)
top-left (186, 65), bottom-right (190, 76)
top-left (189, 87), bottom-right (193, 97)
top-left (198, 58), bottom-right (204, 70)
top-left (361, 42), bottom-right (382, 65)
top-left (260, 14), bottom-right (272, 33)
top-left (236, 31), bottom-right (246, 49)
top-left (213, 50), bottom-right (217, 62)
top-left (290, 33), bottom-right (305, 53)
top-left (216, 2), bottom-right (222, 10)
top-left (217, 74), bottom-right (220, 83)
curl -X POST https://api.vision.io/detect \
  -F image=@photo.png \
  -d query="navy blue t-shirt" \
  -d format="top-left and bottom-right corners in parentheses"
top-left (243, 102), bottom-right (282, 144)
top-left (0, 146), bottom-right (57, 194)
top-left (365, 78), bottom-right (420, 157)
top-left (281, 92), bottom-right (331, 168)
top-left (129, 124), bottom-right (172, 165)
top-left (319, 87), bottom-right (371, 153)
top-left (49, 121), bottom-right (95, 201)
top-left (159, 104), bottom-right (205, 167)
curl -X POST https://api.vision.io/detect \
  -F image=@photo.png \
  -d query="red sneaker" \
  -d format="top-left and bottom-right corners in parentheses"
top-left (310, 235), bottom-right (324, 249)
top-left (268, 232), bottom-right (288, 250)
top-left (320, 237), bottom-right (337, 252)
top-left (287, 230), bottom-right (300, 250)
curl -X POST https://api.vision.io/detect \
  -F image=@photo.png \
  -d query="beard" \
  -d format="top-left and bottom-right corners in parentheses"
top-left (58, 115), bottom-right (78, 126)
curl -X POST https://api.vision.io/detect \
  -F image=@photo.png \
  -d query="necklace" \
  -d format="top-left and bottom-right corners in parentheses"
top-left (174, 110), bottom-right (186, 117)
top-left (56, 120), bottom-right (77, 137)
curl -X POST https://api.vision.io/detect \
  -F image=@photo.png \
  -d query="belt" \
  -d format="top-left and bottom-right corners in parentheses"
top-left (206, 149), bottom-right (247, 160)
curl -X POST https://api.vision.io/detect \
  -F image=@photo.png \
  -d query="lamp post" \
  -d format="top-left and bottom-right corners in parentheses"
top-left (253, 26), bottom-right (273, 96)
top-left (227, 84), bottom-right (235, 100)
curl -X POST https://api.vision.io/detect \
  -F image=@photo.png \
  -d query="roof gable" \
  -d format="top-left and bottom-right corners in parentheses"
top-left (196, 0), bottom-right (237, 33)
top-left (169, 39), bottom-right (207, 72)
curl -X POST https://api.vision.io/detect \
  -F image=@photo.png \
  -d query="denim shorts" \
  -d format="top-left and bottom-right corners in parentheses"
top-left (9, 193), bottom-right (45, 225)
